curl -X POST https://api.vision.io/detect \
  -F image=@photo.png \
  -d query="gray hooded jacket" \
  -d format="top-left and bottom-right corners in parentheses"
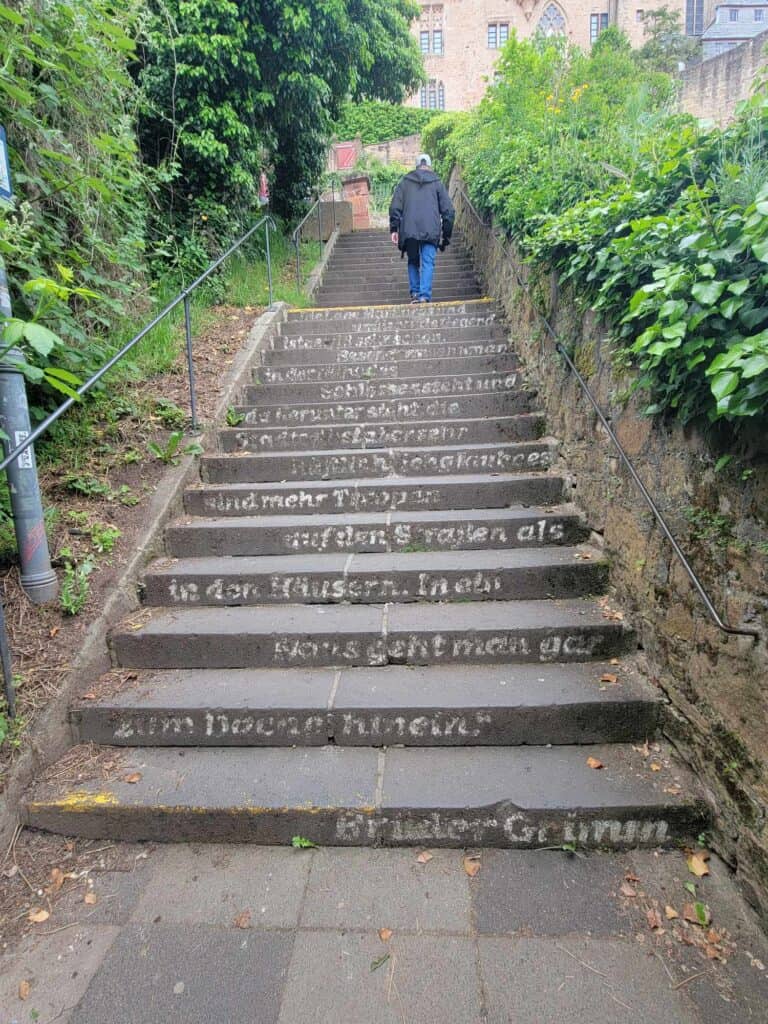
top-left (389, 168), bottom-right (455, 250)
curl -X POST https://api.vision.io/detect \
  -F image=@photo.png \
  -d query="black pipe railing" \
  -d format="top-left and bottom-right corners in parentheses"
top-left (0, 215), bottom-right (277, 716)
top-left (451, 184), bottom-right (760, 643)
top-left (292, 188), bottom-right (337, 290)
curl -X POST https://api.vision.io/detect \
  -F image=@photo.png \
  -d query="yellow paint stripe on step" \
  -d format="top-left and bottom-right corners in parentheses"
top-left (290, 297), bottom-right (493, 313)
top-left (29, 790), bottom-right (118, 812)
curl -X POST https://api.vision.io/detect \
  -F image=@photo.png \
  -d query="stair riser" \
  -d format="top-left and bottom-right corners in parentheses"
top-left (73, 701), bottom-right (658, 748)
top-left (23, 804), bottom-right (704, 849)
top-left (218, 416), bottom-right (544, 452)
top-left (255, 354), bottom-right (520, 384)
top-left (264, 342), bottom-right (511, 365)
top-left (315, 291), bottom-right (482, 305)
top-left (320, 269), bottom-right (475, 284)
top-left (243, 372), bottom-right (522, 405)
top-left (281, 313), bottom-right (498, 336)
top-left (233, 392), bottom-right (535, 428)
top-left (183, 476), bottom-right (564, 517)
top-left (144, 561), bottom-right (608, 608)
top-left (166, 513), bottom-right (587, 558)
top-left (201, 443), bottom-right (553, 484)
top-left (112, 622), bottom-right (631, 670)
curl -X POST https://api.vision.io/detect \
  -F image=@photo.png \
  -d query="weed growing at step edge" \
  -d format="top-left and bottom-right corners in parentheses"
top-left (59, 548), bottom-right (95, 616)
top-left (147, 432), bottom-right (204, 465)
top-left (226, 406), bottom-right (245, 427)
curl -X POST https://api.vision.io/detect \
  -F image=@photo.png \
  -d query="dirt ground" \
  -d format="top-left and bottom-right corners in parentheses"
top-left (0, 304), bottom-right (261, 784)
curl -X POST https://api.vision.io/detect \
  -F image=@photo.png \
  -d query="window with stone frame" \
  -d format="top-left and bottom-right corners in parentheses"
top-left (729, 7), bottom-right (739, 20)
top-left (438, 81), bottom-right (446, 110)
top-left (756, 8), bottom-right (765, 19)
top-left (487, 22), bottom-right (510, 47)
top-left (538, 3), bottom-right (567, 35)
top-left (433, 28), bottom-right (444, 54)
top-left (420, 30), bottom-right (430, 53)
top-left (589, 11), bottom-right (609, 41)
top-left (685, 0), bottom-right (704, 34)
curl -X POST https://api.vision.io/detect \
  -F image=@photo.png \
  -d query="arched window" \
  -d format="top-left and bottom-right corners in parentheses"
top-left (428, 79), bottom-right (437, 109)
top-left (537, 3), bottom-right (566, 35)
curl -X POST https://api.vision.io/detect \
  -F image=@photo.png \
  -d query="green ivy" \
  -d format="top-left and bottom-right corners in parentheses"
top-left (333, 101), bottom-right (437, 145)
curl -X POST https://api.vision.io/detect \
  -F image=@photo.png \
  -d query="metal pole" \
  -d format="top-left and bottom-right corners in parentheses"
top-left (295, 236), bottom-right (301, 290)
top-left (0, 259), bottom-right (58, 606)
top-left (265, 220), bottom-right (273, 306)
top-left (183, 295), bottom-right (199, 432)
top-left (318, 198), bottom-right (323, 249)
top-left (332, 184), bottom-right (337, 230)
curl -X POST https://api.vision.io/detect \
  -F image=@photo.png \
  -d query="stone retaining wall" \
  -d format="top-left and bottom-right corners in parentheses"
top-left (450, 179), bottom-right (768, 926)
top-left (680, 31), bottom-right (768, 125)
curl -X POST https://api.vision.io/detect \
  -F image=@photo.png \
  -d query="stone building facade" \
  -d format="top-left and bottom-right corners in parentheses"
top-left (407, 0), bottom-right (692, 111)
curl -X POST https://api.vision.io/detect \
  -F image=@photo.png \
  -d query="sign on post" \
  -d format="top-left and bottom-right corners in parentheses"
top-left (0, 125), bottom-right (11, 202)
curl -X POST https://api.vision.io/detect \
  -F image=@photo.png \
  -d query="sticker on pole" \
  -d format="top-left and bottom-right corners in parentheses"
top-left (14, 430), bottom-right (33, 469)
top-left (0, 126), bottom-right (12, 202)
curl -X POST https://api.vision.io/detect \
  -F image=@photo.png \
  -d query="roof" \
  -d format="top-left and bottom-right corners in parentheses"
top-left (702, 19), bottom-right (768, 38)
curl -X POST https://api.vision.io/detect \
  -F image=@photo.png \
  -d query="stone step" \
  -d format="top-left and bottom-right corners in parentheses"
top-left (320, 265), bottom-right (475, 283)
top-left (284, 298), bottom-right (496, 322)
top-left (110, 599), bottom-right (633, 670)
top-left (201, 441), bottom-right (554, 484)
top-left (314, 289), bottom-right (483, 306)
top-left (183, 473), bottom-right (564, 517)
top-left (71, 661), bottom-right (660, 748)
top-left (166, 505), bottom-right (588, 557)
top-left (143, 546), bottom-right (608, 608)
top-left (328, 251), bottom-right (473, 265)
top-left (243, 370), bottom-right (524, 406)
top-left (253, 353), bottom-right (520, 384)
top-left (278, 318), bottom-right (500, 339)
top-left (263, 339), bottom-right (511, 365)
top-left (218, 414), bottom-right (544, 453)
top-left (24, 742), bottom-right (706, 847)
top-left (232, 391), bottom-right (536, 429)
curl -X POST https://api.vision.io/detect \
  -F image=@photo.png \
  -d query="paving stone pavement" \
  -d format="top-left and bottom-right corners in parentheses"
top-left (2, 845), bottom-right (767, 1023)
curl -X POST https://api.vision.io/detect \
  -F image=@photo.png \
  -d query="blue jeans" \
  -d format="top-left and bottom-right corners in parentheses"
top-left (407, 243), bottom-right (437, 301)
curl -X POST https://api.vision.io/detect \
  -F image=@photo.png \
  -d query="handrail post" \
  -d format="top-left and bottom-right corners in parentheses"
top-left (295, 234), bottom-right (301, 291)
top-left (318, 198), bottom-right (323, 248)
top-left (265, 219), bottom-right (273, 306)
top-left (183, 295), bottom-right (199, 432)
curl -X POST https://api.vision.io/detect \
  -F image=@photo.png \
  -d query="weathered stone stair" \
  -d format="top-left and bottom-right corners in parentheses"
top-left (23, 244), bottom-right (707, 848)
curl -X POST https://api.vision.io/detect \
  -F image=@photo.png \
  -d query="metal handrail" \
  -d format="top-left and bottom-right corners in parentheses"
top-left (0, 214), bottom-right (277, 715)
top-left (0, 215), bottom-right (276, 475)
top-left (452, 184), bottom-right (760, 642)
top-left (291, 188), bottom-right (337, 289)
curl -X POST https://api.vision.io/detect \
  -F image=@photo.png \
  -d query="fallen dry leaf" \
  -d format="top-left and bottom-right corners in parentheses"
top-left (18, 979), bottom-right (31, 1001)
top-left (609, 658), bottom-right (620, 665)
top-left (633, 741), bottom-right (651, 758)
top-left (47, 867), bottom-right (65, 895)
top-left (416, 851), bottom-right (433, 865)
top-left (620, 882), bottom-right (638, 898)
top-left (233, 910), bottom-right (252, 929)
top-left (650, 763), bottom-right (662, 772)
top-left (49, 626), bottom-right (59, 638)
top-left (586, 756), bottom-right (604, 770)
top-left (664, 785), bottom-right (682, 796)
top-left (665, 906), bottom-right (679, 920)
top-left (82, 692), bottom-right (97, 701)
top-left (463, 854), bottom-right (481, 878)
top-left (687, 851), bottom-right (710, 877)
top-left (706, 944), bottom-right (722, 960)
top-left (28, 908), bottom-right (50, 924)
top-left (124, 772), bottom-right (143, 784)
top-left (646, 908), bottom-right (663, 930)
top-left (600, 673), bottom-right (618, 684)
top-left (378, 928), bottom-right (393, 942)
top-left (84, 892), bottom-right (98, 906)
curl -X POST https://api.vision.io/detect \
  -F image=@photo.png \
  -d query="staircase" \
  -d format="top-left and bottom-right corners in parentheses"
top-left (23, 232), bottom-right (707, 849)
top-left (314, 229), bottom-right (482, 307)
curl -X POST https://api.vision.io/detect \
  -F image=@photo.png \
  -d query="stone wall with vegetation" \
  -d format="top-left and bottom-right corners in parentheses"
top-left (680, 31), bottom-right (768, 126)
top-left (453, 186), bottom-right (768, 925)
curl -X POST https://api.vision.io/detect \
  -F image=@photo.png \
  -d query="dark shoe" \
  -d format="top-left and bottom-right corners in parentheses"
top-left (410, 297), bottom-right (420, 304)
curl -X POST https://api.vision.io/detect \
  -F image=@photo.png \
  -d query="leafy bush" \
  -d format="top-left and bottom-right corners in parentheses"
top-left (333, 102), bottom-right (437, 145)
top-left (436, 28), bottom-right (768, 434)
